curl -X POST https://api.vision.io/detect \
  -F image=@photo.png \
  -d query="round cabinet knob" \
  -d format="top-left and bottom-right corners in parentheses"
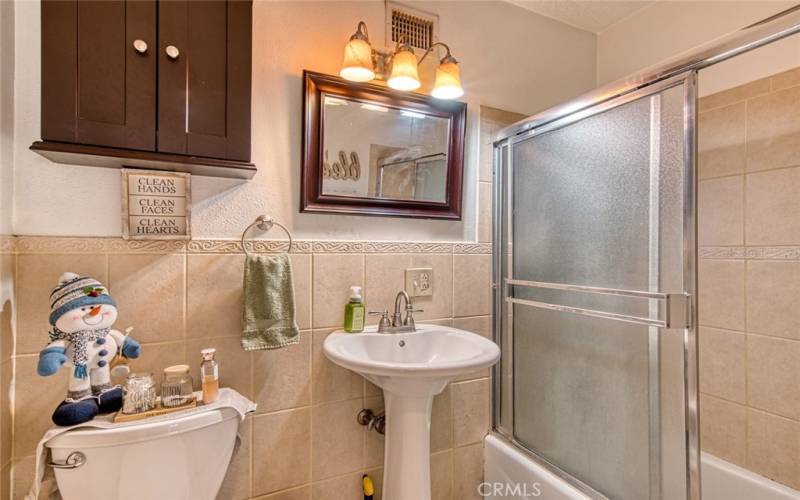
top-left (132, 39), bottom-right (148, 54)
top-left (165, 45), bottom-right (180, 60)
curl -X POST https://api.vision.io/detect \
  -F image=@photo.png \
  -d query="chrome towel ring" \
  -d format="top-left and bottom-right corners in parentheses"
top-left (240, 215), bottom-right (293, 256)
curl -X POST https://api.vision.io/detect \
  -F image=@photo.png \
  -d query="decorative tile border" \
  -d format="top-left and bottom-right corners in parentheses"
top-left (10, 236), bottom-right (492, 255)
top-left (14, 236), bottom-right (186, 254)
top-left (308, 240), bottom-right (477, 254)
top-left (187, 239), bottom-right (313, 254)
top-left (700, 246), bottom-right (800, 260)
top-left (13, 238), bottom-right (800, 259)
top-left (453, 243), bottom-right (493, 255)
top-left (698, 246), bottom-right (746, 259)
top-left (0, 235), bottom-right (14, 253)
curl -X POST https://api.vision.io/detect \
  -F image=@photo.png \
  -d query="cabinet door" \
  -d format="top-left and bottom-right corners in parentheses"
top-left (42, 0), bottom-right (156, 150)
top-left (158, 0), bottom-right (252, 162)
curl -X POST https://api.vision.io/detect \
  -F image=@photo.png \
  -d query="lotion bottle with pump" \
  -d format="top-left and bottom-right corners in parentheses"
top-left (344, 286), bottom-right (365, 333)
top-left (200, 348), bottom-right (220, 403)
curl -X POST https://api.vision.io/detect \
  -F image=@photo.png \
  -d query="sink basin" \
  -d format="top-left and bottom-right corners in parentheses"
top-left (324, 324), bottom-right (500, 500)
top-left (324, 323), bottom-right (501, 378)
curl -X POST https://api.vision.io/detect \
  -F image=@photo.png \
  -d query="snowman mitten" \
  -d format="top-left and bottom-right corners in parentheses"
top-left (121, 337), bottom-right (141, 358)
top-left (96, 387), bottom-right (123, 414)
top-left (37, 346), bottom-right (67, 376)
top-left (52, 397), bottom-right (99, 426)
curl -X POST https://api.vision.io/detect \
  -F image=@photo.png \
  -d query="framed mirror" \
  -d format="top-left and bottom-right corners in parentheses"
top-left (302, 71), bottom-right (466, 219)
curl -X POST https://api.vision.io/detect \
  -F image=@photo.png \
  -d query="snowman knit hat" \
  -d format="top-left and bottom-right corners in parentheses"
top-left (49, 273), bottom-right (116, 326)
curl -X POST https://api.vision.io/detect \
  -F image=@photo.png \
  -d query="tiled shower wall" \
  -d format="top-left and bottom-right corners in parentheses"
top-left (3, 237), bottom-right (492, 500)
top-left (698, 67), bottom-right (800, 489)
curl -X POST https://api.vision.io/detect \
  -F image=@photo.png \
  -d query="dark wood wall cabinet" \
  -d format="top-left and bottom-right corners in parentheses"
top-left (31, 0), bottom-right (255, 179)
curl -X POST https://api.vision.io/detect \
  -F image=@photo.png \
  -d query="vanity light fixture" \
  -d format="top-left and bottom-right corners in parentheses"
top-left (339, 21), bottom-right (464, 100)
top-left (387, 43), bottom-right (422, 91)
top-left (340, 21), bottom-right (376, 82)
top-left (428, 48), bottom-right (464, 99)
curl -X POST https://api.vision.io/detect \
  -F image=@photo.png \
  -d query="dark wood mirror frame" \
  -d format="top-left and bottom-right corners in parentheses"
top-left (302, 70), bottom-right (467, 219)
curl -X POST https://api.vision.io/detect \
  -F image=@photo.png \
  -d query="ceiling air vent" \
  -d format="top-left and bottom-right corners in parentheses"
top-left (387, 3), bottom-right (438, 52)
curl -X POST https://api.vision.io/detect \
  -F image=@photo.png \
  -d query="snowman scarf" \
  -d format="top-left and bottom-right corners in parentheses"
top-left (49, 327), bottom-right (111, 379)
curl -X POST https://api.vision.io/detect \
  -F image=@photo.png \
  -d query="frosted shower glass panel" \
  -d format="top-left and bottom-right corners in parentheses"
top-left (514, 306), bottom-right (651, 499)
top-left (511, 84), bottom-right (688, 500)
top-left (512, 97), bottom-right (651, 290)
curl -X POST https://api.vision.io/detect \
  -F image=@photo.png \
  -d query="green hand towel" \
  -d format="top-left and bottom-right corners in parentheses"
top-left (241, 254), bottom-right (300, 350)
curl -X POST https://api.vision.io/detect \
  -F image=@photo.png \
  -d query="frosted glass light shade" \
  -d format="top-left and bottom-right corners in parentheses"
top-left (340, 38), bottom-right (375, 82)
top-left (387, 49), bottom-right (421, 91)
top-left (431, 60), bottom-right (463, 99)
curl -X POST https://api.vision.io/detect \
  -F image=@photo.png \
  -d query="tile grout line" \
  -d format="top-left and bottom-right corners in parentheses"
top-left (703, 388), bottom-right (800, 427)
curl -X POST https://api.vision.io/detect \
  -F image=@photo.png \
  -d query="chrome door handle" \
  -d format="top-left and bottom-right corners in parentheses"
top-left (506, 278), bottom-right (692, 329)
top-left (48, 451), bottom-right (86, 469)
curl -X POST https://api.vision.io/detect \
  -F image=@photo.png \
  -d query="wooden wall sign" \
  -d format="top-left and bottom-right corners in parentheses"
top-left (122, 169), bottom-right (191, 240)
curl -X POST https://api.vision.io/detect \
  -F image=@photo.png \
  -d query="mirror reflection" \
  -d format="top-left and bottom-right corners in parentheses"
top-left (321, 95), bottom-right (450, 203)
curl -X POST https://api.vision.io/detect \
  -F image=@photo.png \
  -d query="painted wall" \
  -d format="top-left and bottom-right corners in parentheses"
top-left (596, 1), bottom-right (798, 95)
top-left (0, 4), bottom-right (15, 492)
top-left (11, 0), bottom-right (596, 240)
top-left (1, 0), bottom-right (13, 237)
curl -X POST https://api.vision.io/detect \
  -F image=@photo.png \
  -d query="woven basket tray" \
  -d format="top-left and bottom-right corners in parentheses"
top-left (114, 398), bottom-right (198, 423)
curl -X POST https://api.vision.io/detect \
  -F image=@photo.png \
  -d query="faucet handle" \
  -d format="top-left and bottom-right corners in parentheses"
top-left (403, 308), bottom-right (424, 328)
top-left (368, 310), bottom-right (391, 332)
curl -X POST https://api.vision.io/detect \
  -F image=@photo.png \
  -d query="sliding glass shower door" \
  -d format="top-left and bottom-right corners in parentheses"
top-left (493, 74), bottom-right (698, 500)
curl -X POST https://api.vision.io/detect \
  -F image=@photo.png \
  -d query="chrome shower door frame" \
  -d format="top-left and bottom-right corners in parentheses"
top-left (491, 72), bottom-right (699, 500)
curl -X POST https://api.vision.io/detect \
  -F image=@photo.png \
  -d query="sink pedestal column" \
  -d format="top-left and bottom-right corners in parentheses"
top-left (379, 378), bottom-right (448, 500)
top-left (322, 327), bottom-right (500, 500)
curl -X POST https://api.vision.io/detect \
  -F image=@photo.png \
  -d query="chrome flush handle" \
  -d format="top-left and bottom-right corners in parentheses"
top-left (48, 451), bottom-right (86, 470)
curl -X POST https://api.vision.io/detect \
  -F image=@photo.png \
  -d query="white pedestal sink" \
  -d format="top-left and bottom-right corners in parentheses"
top-left (323, 324), bottom-right (501, 500)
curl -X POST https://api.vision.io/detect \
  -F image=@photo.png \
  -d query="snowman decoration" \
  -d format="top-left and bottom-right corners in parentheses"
top-left (37, 273), bottom-right (142, 426)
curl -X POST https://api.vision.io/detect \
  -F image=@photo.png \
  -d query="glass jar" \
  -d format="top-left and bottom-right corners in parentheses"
top-left (160, 364), bottom-right (195, 408)
top-left (122, 372), bottom-right (157, 414)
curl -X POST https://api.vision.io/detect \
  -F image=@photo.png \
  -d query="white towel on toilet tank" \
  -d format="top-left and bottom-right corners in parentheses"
top-left (26, 387), bottom-right (256, 500)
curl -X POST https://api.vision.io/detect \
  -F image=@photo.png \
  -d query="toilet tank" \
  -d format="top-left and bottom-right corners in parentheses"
top-left (46, 407), bottom-right (240, 500)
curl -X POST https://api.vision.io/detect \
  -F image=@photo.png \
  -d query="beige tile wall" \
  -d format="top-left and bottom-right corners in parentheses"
top-left (4, 237), bottom-right (493, 500)
top-left (478, 106), bottom-right (527, 244)
top-left (1, 236), bottom-right (14, 500)
top-left (698, 67), bottom-right (800, 490)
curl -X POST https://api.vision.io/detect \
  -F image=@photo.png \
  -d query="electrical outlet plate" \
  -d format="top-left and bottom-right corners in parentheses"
top-left (405, 268), bottom-right (434, 297)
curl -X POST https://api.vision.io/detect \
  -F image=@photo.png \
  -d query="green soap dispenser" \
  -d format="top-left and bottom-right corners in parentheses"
top-left (344, 286), bottom-right (365, 333)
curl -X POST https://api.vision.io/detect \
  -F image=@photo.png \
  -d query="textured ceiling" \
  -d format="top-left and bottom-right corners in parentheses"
top-left (510, 1), bottom-right (656, 33)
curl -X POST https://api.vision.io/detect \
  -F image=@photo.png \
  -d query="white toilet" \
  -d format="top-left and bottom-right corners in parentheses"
top-left (45, 407), bottom-right (240, 500)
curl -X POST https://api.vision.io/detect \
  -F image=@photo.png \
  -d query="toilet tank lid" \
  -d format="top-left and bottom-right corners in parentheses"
top-left (46, 406), bottom-right (239, 449)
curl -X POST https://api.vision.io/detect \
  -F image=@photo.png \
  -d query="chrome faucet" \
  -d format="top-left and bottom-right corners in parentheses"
top-left (369, 291), bottom-right (424, 333)
top-left (392, 290), bottom-right (411, 328)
